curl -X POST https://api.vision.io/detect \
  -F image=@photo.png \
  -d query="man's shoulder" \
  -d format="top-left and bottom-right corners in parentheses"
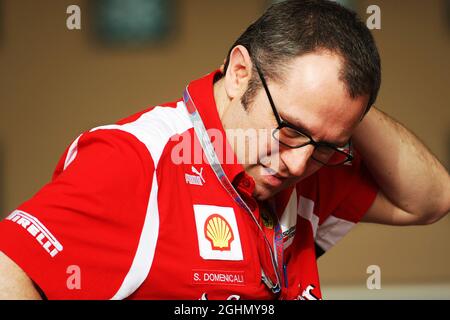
top-left (115, 100), bottom-right (181, 125)
top-left (52, 100), bottom-right (195, 184)
top-left (83, 99), bottom-right (193, 165)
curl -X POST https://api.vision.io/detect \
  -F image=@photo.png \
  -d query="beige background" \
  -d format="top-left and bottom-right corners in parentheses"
top-left (0, 0), bottom-right (449, 298)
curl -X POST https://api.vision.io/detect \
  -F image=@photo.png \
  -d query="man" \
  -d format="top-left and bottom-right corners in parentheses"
top-left (0, 0), bottom-right (448, 300)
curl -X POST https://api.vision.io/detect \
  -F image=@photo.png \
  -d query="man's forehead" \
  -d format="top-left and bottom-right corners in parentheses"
top-left (270, 52), bottom-right (367, 143)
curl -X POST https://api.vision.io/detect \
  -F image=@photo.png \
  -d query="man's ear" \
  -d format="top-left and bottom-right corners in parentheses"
top-left (224, 45), bottom-right (253, 99)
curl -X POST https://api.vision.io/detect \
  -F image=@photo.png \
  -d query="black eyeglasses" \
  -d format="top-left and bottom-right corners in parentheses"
top-left (253, 60), bottom-right (353, 166)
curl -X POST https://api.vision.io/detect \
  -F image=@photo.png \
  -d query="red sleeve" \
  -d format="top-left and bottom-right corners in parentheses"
top-left (312, 151), bottom-right (378, 254)
top-left (313, 150), bottom-right (379, 224)
top-left (332, 158), bottom-right (378, 223)
top-left (0, 129), bottom-right (154, 299)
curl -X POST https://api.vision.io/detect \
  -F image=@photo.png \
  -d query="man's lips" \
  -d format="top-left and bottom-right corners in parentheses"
top-left (261, 166), bottom-right (288, 179)
top-left (260, 166), bottom-right (288, 188)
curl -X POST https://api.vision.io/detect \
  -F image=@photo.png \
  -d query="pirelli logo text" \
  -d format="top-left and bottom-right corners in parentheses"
top-left (6, 210), bottom-right (63, 257)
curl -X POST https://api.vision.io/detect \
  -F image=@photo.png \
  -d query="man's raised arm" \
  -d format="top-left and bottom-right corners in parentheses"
top-left (0, 251), bottom-right (42, 299)
top-left (353, 107), bottom-right (450, 225)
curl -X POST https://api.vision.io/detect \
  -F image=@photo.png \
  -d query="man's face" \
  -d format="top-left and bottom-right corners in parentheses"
top-left (225, 51), bottom-right (368, 201)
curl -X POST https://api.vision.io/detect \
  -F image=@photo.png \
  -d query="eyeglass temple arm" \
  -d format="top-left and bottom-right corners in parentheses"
top-left (254, 62), bottom-right (283, 125)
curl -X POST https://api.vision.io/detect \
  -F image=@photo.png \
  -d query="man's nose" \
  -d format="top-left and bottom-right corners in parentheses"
top-left (279, 144), bottom-right (315, 177)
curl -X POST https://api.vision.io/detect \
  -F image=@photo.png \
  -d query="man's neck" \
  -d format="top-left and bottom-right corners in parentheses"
top-left (213, 78), bottom-right (229, 122)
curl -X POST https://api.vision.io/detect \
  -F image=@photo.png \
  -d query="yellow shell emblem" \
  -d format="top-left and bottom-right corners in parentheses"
top-left (204, 214), bottom-right (234, 251)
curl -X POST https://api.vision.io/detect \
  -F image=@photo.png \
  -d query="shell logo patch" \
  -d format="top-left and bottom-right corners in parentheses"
top-left (193, 205), bottom-right (243, 261)
top-left (204, 214), bottom-right (234, 251)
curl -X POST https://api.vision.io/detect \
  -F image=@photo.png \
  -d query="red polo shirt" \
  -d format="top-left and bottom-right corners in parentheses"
top-left (0, 71), bottom-right (378, 300)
